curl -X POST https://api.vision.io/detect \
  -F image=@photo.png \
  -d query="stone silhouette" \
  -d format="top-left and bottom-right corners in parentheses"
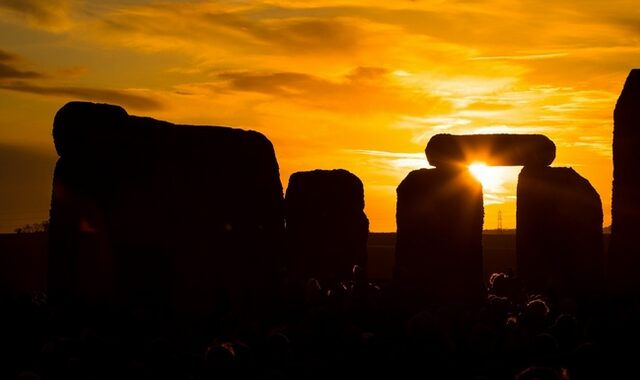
top-left (517, 167), bottom-right (604, 297)
top-left (49, 158), bottom-right (115, 304)
top-left (426, 134), bottom-right (556, 167)
top-left (395, 168), bottom-right (485, 308)
top-left (49, 101), bottom-right (285, 314)
top-left (609, 69), bottom-right (640, 294)
top-left (396, 132), bottom-right (604, 305)
top-left (284, 169), bottom-right (369, 286)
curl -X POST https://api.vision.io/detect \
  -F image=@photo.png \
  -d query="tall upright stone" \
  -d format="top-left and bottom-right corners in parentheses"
top-left (284, 169), bottom-right (369, 286)
top-left (49, 101), bottom-right (285, 314)
top-left (48, 158), bottom-right (115, 305)
top-left (609, 69), bottom-right (640, 293)
top-left (395, 168), bottom-right (485, 308)
top-left (517, 167), bottom-right (604, 297)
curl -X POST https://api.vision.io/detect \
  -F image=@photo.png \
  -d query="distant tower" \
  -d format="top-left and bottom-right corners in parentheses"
top-left (497, 210), bottom-right (503, 232)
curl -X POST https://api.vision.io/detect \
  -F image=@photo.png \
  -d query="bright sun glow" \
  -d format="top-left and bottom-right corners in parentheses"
top-left (468, 162), bottom-right (502, 190)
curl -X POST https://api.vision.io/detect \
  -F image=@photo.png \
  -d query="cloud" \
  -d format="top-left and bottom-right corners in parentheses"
top-left (54, 65), bottom-right (88, 78)
top-left (464, 101), bottom-right (513, 111)
top-left (0, 0), bottom-right (74, 31)
top-left (241, 2), bottom-right (640, 65)
top-left (201, 11), bottom-right (362, 53)
top-left (518, 47), bottom-right (640, 89)
top-left (349, 149), bottom-right (426, 159)
top-left (0, 49), bottom-right (44, 79)
top-left (0, 49), bottom-right (154, 111)
top-left (0, 81), bottom-right (163, 111)
top-left (0, 63), bottom-right (43, 79)
top-left (347, 149), bottom-right (430, 178)
top-left (212, 67), bottom-right (448, 114)
top-left (470, 53), bottom-right (569, 61)
top-left (0, 49), bottom-right (18, 61)
top-left (85, 3), bottom-right (372, 60)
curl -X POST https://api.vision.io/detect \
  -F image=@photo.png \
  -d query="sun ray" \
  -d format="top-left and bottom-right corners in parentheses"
top-left (468, 162), bottom-right (502, 191)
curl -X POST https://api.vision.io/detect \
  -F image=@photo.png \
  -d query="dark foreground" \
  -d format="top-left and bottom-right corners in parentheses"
top-left (0, 237), bottom-right (637, 380)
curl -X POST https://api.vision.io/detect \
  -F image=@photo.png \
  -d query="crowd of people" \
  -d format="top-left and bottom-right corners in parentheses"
top-left (2, 268), bottom-right (639, 380)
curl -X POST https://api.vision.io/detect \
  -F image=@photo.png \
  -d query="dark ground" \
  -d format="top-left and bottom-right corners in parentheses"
top-left (0, 231), bottom-right (611, 295)
top-left (0, 231), bottom-right (631, 380)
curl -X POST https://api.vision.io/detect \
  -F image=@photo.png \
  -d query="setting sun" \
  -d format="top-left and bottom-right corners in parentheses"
top-left (469, 162), bottom-right (499, 190)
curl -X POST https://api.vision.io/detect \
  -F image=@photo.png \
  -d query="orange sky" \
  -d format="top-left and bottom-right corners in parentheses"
top-left (0, 0), bottom-right (638, 232)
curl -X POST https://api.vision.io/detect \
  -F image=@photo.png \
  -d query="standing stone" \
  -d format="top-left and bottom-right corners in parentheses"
top-left (609, 69), bottom-right (640, 294)
top-left (395, 168), bottom-right (484, 308)
top-left (49, 101), bottom-right (285, 315)
top-left (517, 167), bottom-right (603, 297)
top-left (284, 169), bottom-right (369, 287)
top-left (48, 158), bottom-right (115, 305)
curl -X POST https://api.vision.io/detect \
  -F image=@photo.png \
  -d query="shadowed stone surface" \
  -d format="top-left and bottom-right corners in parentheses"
top-left (609, 69), bottom-right (640, 294)
top-left (426, 134), bottom-right (556, 167)
top-left (49, 101), bottom-right (285, 314)
top-left (284, 169), bottom-right (369, 286)
top-left (517, 167), bottom-right (603, 297)
top-left (395, 168), bottom-right (485, 308)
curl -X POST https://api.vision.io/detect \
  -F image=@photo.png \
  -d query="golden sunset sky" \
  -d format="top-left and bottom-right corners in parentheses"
top-left (0, 0), bottom-right (638, 232)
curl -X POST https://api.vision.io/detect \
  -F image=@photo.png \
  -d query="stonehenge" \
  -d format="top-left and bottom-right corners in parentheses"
top-left (49, 101), bottom-right (285, 313)
top-left (395, 168), bottom-right (485, 307)
top-left (284, 169), bottom-right (369, 287)
top-left (609, 69), bottom-right (640, 294)
top-left (51, 68), bottom-right (640, 314)
top-left (516, 167), bottom-right (604, 297)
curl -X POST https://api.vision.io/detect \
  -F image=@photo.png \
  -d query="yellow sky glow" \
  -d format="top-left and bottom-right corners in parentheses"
top-left (0, 0), bottom-right (638, 231)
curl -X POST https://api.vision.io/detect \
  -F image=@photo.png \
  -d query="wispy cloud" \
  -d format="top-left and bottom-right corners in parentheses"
top-left (348, 149), bottom-right (430, 173)
top-left (0, 49), bottom-right (44, 79)
top-left (84, 2), bottom-right (377, 61)
top-left (471, 52), bottom-right (569, 61)
top-left (201, 12), bottom-right (361, 53)
top-left (195, 67), bottom-right (450, 115)
top-left (0, 49), bottom-right (18, 61)
top-left (349, 150), bottom-right (425, 159)
top-left (0, 0), bottom-right (75, 31)
top-left (0, 63), bottom-right (43, 79)
top-left (0, 48), bottom-right (161, 110)
top-left (0, 81), bottom-right (162, 111)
